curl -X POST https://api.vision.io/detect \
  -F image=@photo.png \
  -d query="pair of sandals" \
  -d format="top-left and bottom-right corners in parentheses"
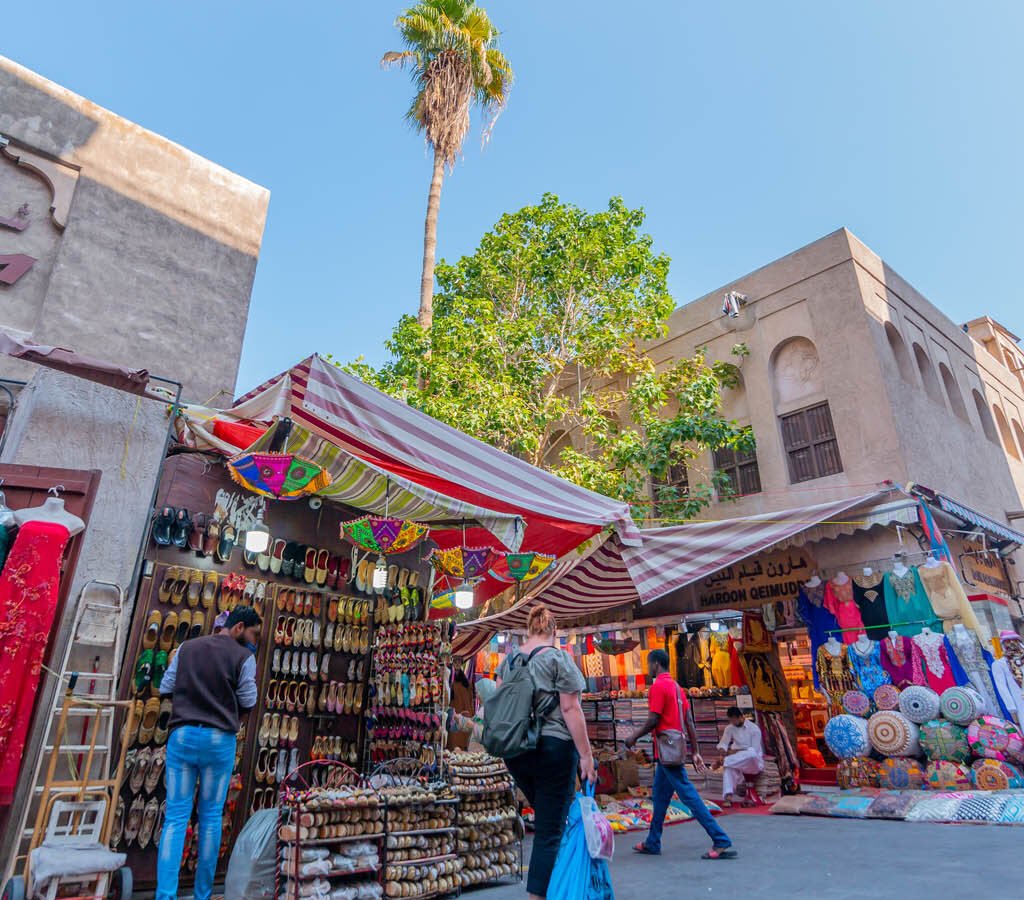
top-left (325, 623), bottom-right (370, 655)
top-left (276, 588), bottom-right (324, 617)
top-left (158, 566), bottom-right (219, 608)
top-left (275, 616), bottom-right (321, 648)
top-left (126, 745), bottom-right (166, 795)
top-left (310, 735), bottom-right (359, 764)
top-left (126, 696), bottom-right (172, 745)
top-left (255, 746), bottom-right (298, 784)
top-left (633, 843), bottom-right (738, 860)
top-left (323, 680), bottom-right (362, 715)
top-left (257, 712), bottom-right (300, 748)
top-left (327, 596), bottom-right (370, 623)
top-left (115, 795), bottom-right (164, 849)
top-left (152, 508), bottom-right (236, 560)
top-left (266, 680), bottom-right (313, 714)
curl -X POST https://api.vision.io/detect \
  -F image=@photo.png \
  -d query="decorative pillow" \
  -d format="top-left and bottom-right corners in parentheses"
top-left (866, 791), bottom-right (922, 820)
top-left (919, 719), bottom-right (970, 763)
top-left (939, 686), bottom-right (986, 725)
top-left (904, 796), bottom-right (960, 822)
top-left (837, 757), bottom-right (881, 790)
top-left (967, 716), bottom-right (1024, 762)
top-left (873, 684), bottom-right (901, 711)
top-left (924, 760), bottom-right (972, 791)
top-left (997, 792), bottom-right (1024, 824)
top-left (877, 757), bottom-right (926, 790)
top-left (868, 711), bottom-right (920, 757)
top-left (954, 793), bottom-right (1007, 823)
top-left (825, 714), bottom-right (871, 759)
top-left (898, 685), bottom-right (941, 724)
top-left (842, 690), bottom-right (871, 717)
top-left (800, 794), bottom-right (840, 817)
top-left (971, 758), bottom-right (1024, 791)
top-left (828, 794), bottom-right (874, 819)
top-left (770, 795), bottom-right (812, 816)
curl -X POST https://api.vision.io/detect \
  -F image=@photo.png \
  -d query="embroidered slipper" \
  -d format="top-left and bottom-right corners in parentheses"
top-left (202, 571), bottom-right (218, 609)
top-left (354, 559), bottom-right (369, 594)
top-left (702, 848), bottom-right (738, 860)
top-left (158, 566), bottom-right (179, 603)
top-left (243, 546), bottom-right (258, 568)
top-left (173, 610), bottom-right (191, 646)
top-left (159, 612), bottom-right (177, 651)
top-left (151, 507), bottom-right (175, 547)
top-left (271, 538), bottom-right (286, 575)
top-left (139, 696), bottom-right (162, 742)
top-left (204, 518), bottom-right (221, 557)
top-left (145, 745), bottom-right (166, 793)
top-left (142, 611), bottom-right (161, 649)
top-left (171, 508), bottom-right (192, 550)
top-left (189, 611), bottom-right (204, 640)
top-left (150, 651), bottom-right (169, 697)
top-left (257, 536), bottom-right (273, 572)
top-left (124, 796), bottom-right (145, 845)
top-left (217, 524), bottom-right (237, 564)
top-left (134, 650), bottom-right (154, 695)
top-left (281, 541), bottom-right (299, 579)
top-left (187, 569), bottom-right (203, 608)
top-left (111, 796), bottom-right (126, 847)
top-left (315, 549), bottom-right (329, 587)
top-left (170, 569), bottom-right (188, 606)
top-left (326, 555), bottom-right (340, 590)
top-left (304, 547), bottom-right (317, 584)
top-left (154, 700), bottom-right (173, 745)
top-left (189, 512), bottom-right (207, 554)
top-left (254, 581), bottom-right (267, 614)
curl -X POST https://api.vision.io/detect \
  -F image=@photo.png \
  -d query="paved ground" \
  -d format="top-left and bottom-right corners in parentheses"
top-left (471, 811), bottom-right (1020, 898)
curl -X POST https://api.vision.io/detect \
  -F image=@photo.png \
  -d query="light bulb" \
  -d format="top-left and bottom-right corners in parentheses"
top-left (372, 556), bottom-right (388, 591)
top-left (454, 582), bottom-right (474, 609)
top-left (709, 621), bottom-right (721, 632)
top-left (244, 514), bottom-right (270, 553)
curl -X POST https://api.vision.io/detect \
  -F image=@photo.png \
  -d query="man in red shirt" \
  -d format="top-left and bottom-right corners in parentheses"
top-left (625, 650), bottom-right (735, 859)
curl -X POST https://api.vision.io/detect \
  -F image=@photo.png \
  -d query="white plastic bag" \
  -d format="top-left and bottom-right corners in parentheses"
top-left (579, 783), bottom-right (615, 861)
top-left (225, 809), bottom-right (279, 900)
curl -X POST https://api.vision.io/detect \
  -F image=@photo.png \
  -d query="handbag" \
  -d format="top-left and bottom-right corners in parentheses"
top-left (656, 683), bottom-right (688, 766)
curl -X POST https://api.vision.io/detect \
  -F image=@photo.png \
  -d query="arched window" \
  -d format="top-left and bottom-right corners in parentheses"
top-left (972, 390), bottom-right (999, 443)
top-left (993, 406), bottom-right (1021, 460)
top-left (1014, 420), bottom-right (1024, 461)
top-left (912, 343), bottom-right (944, 405)
top-left (938, 363), bottom-right (969, 421)
top-left (885, 322), bottom-right (916, 383)
top-left (771, 337), bottom-right (825, 409)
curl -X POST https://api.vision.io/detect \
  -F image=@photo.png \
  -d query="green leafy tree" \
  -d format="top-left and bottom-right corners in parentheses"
top-left (347, 194), bottom-right (754, 523)
top-left (383, 0), bottom-right (512, 331)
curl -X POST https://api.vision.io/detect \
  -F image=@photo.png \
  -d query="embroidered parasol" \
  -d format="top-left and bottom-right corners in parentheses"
top-left (341, 515), bottom-right (430, 555)
top-left (488, 551), bottom-right (556, 584)
top-left (229, 451), bottom-right (332, 499)
top-left (429, 545), bottom-right (495, 580)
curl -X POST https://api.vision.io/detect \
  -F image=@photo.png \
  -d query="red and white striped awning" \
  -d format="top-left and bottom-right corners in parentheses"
top-left (454, 490), bottom-right (892, 655)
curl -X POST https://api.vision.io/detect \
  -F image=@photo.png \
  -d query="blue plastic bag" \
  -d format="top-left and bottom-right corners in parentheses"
top-left (548, 782), bottom-right (615, 900)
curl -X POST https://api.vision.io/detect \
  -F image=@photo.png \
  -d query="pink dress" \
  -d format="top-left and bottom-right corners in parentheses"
top-left (824, 579), bottom-right (866, 644)
top-left (910, 631), bottom-right (958, 693)
top-left (880, 634), bottom-right (915, 688)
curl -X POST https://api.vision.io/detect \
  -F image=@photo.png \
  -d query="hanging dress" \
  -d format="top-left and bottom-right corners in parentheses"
top-left (852, 573), bottom-right (889, 640)
top-left (798, 583), bottom-right (839, 690)
top-left (947, 628), bottom-right (1001, 716)
top-left (711, 633), bottom-right (733, 687)
top-left (0, 521), bottom-right (71, 803)
top-left (816, 644), bottom-right (858, 716)
top-left (909, 631), bottom-right (968, 693)
top-left (848, 640), bottom-right (892, 697)
top-left (918, 562), bottom-right (989, 643)
top-left (880, 634), bottom-right (915, 688)
top-left (824, 578), bottom-right (866, 643)
top-left (883, 568), bottom-right (940, 636)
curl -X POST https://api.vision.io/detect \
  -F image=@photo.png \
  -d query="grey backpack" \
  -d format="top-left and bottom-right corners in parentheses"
top-left (482, 646), bottom-right (559, 759)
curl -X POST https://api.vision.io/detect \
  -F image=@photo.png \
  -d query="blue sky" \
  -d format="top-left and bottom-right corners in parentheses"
top-left (5, 2), bottom-right (1023, 394)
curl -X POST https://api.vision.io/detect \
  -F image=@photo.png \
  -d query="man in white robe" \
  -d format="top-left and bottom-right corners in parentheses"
top-left (716, 707), bottom-right (764, 804)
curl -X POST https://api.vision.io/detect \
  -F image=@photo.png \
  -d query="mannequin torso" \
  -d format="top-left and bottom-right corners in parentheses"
top-left (892, 562), bottom-right (909, 578)
top-left (15, 498), bottom-right (84, 535)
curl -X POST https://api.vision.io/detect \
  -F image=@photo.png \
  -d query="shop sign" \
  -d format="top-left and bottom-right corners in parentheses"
top-left (696, 548), bottom-right (817, 611)
top-left (959, 538), bottom-right (1012, 596)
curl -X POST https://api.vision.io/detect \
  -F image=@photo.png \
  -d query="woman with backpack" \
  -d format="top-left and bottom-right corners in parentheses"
top-left (497, 605), bottom-right (597, 900)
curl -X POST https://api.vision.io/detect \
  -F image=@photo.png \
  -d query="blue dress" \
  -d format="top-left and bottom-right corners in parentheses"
top-left (798, 584), bottom-right (839, 690)
top-left (847, 640), bottom-right (892, 697)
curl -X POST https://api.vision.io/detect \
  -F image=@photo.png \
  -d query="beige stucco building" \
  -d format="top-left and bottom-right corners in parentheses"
top-left (647, 228), bottom-right (1024, 523)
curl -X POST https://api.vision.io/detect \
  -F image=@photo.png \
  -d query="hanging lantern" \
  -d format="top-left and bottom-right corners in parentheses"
top-left (341, 515), bottom-right (430, 556)
top-left (429, 545), bottom-right (495, 580)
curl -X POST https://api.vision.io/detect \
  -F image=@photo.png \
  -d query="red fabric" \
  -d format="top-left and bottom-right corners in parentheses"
top-left (727, 636), bottom-right (747, 687)
top-left (0, 521), bottom-right (69, 803)
top-left (649, 672), bottom-right (688, 734)
top-left (212, 419), bottom-right (268, 449)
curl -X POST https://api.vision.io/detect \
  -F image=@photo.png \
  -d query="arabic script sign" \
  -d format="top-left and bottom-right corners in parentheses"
top-left (960, 538), bottom-right (1012, 597)
top-left (696, 548), bottom-right (817, 611)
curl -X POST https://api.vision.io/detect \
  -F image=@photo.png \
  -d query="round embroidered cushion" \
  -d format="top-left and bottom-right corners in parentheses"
top-left (967, 716), bottom-right (1024, 762)
top-left (878, 757), bottom-right (926, 790)
top-left (837, 757), bottom-right (880, 790)
top-left (825, 714), bottom-right (871, 759)
top-left (919, 719), bottom-right (971, 763)
top-left (971, 758), bottom-right (1024, 791)
top-left (868, 710), bottom-right (920, 757)
top-left (939, 686), bottom-right (986, 725)
top-left (873, 684), bottom-right (901, 711)
top-left (925, 760), bottom-right (972, 791)
top-left (898, 685), bottom-right (942, 724)
top-left (842, 690), bottom-right (871, 717)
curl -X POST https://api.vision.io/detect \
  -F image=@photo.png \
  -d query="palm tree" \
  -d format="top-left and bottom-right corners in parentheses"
top-left (383, 0), bottom-right (512, 331)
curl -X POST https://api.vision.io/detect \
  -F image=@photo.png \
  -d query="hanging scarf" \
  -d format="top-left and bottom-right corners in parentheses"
top-left (1004, 639), bottom-right (1024, 688)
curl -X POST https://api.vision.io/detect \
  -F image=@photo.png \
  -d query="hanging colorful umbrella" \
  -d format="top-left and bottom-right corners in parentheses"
top-left (341, 515), bottom-right (430, 555)
top-left (429, 546), bottom-right (495, 580)
top-left (229, 451), bottom-right (332, 499)
top-left (488, 551), bottom-right (556, 584)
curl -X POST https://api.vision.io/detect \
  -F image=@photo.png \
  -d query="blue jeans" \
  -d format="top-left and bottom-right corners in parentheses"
top-left (156, 725), bottom-right (236, 900)
top-left (644, 763), bottom-right (731, 853)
